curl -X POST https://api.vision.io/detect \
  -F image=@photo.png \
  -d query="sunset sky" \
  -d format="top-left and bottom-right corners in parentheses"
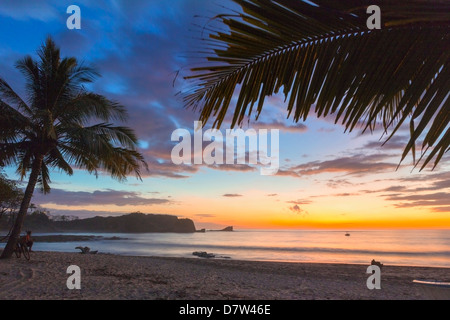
top-left (1, 0), bottom-right (449, 230)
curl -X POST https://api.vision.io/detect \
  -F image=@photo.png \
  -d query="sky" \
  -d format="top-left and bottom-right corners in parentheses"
top-left (0, 0), bottom-right (449, 230)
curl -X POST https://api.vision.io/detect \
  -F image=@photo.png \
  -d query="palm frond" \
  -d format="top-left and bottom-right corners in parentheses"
top-left (57, 143), bottom-right (100, 176)
top-left (57, 122), bottom-right (145, 180)
top-left (0, 141), bottom-right (28, 167)
top-left (0, 78), bottom-right (32, 116)
top-left (15, 147), bottom-right (34, 180)
top-left (97, 147), bottom-right (147, 182)
top-left (37, 162), bottom-right (51, 194)
top-left (183, 0), bottom-right (450, 169)
top-left (0, 100), bottom-right (30, 142)
top-left (55, 92), bottom-right (128, 124)
top-left (58, 122), bottom-right (138, 150)
top-left (15, 55), bottom-right (41, 108)
top-left (45, 147), bottom-right (74, 176)
top-left (51, 58), bottom-right (100, 112)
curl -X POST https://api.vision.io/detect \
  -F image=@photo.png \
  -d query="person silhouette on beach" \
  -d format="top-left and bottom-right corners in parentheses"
top-left (21, 230), bottom-right (34, 252)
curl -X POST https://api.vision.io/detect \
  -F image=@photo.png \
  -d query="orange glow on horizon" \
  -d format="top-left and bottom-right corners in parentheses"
top-left (39, 193), bottom-right (450, 231)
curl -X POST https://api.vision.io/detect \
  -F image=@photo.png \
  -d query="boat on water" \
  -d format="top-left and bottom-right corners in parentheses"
top-left (345, 232), bottom-right (350, 236)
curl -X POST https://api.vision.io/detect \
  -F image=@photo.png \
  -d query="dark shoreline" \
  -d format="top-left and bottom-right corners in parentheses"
top-left (0, 234), bottom-right (128, 243)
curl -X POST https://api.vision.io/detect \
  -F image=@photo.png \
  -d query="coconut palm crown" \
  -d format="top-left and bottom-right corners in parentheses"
top-left (0, 37), bottom-right (147, 258)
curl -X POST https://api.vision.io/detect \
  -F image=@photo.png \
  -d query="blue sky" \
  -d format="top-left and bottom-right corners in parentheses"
top-left (1, 1), bottom-right (449, 229)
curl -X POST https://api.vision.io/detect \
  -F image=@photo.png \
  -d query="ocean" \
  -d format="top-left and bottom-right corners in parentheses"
top-left (20, 229), bottom-right (450, 268)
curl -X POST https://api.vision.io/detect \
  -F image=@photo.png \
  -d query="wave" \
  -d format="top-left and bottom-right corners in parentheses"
top-left (128, 241), bottom-right (450, 257)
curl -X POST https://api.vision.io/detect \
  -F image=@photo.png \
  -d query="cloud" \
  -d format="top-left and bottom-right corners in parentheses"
top-left (222, 194), bottom-right (243, 198)
top-left (386, 192), bottom-right (450, 208)
top-left (334, 193), bottom-right (358, 197)
top-left (0, 1), bottom-right (59, 21)
top-left (47, 209), bottom-right (127, 219)
top-left (287, 199), bottom-right (313, 205)
top-left (248, 120), bottom-right (308, 133)
top-left (207, 164), bottom-right (256, 172)
top-left (382, 186), bottom-right (408, 192)
top-left (413, 178), bottom-right (450, 192)
top-left (362, 135), bottom-right (409, 151)
top-left (0, 0), bottom-right (293, 180)
top-left (431, 207), bottom-right (450, 213)
top-left (267, 194), bottom-right (278, 197)
top-left (59, 1), bottom-right (227, 180)
top-left (141, 158), bottom-right (200, 179)
top-left (365, 172), bottom-right (450, 211)
top-left (0, 0), bottom-right (218, 180)
top-left (326, 179), bottom-right (353, 189)
top-left (287, 199), bottom-right (310, 216)
top-left (194, 213), bottom-right (217, 218)
top-left (317, 127), bottom-right (336, 133)
top-left (289, 204), bottom-right (308, 216)
top-left (367, 172), bottom-right (450, 195)
top-left (277, 154), bottom-right (397, 178)
top-left (397, 171), bottom-right (450, 184)
top-left (33, 189), bottom-right (171, 207)
top-left (310, 192), bottom-right (359, 198)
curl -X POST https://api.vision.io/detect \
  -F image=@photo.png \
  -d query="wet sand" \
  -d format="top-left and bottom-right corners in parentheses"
top-left (0, 251), bottom-right (448, 300)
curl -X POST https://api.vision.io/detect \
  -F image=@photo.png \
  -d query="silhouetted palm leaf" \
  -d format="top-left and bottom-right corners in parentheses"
top-left (183, 0), bottom-right (449, 169)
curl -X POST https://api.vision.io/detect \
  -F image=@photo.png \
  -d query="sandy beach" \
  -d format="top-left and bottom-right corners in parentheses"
top-left (0, 251), bottom-right (449, 300)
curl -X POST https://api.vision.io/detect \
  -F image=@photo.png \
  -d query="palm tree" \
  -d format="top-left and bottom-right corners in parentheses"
top-left (183, 0), bottom-right (449, 169)
top-left (0, 37), bottom-right (147, 259)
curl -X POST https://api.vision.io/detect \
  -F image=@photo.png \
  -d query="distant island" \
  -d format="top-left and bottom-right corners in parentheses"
top-left (211, 226), bottom-right (234, 232)
top-left (196, 226), bottom-right (234, 233)
top-left (0, 212), bottom-right (196, 233)
top-left (30, 235), bottom-right (129, 242)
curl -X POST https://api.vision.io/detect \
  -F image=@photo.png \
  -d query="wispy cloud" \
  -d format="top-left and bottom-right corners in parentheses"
top-left (277, 154), bottom-right (397, 178)
top-left (326, 179), bottom-right (353, 189)
top-left (361, 135), bottom-right (409, 151)
top-left (47, 209), bottom-right (127, 219)
top-left (208, 164), bottom-right (256, 172)
top-left (431, 207), bottom-right (450, 213)
top-left (222, 194), bottom-right (243, 198)
top-left (248, 120), bottom-right (308, 133)
top-left (387, 192), bottom-right (450, 209)
top-left (0, 1), bottom-right (59, 21)
top-left (194, 213), bottom-right (217, 218)
top-left (287, 199), bottom-right (313, 205)
top-left (289, 204), bottom-right (308, 216)
top-left (364, 172), bottom-right (450, 212)
top-left (33, 189), bottom-right (171, 207)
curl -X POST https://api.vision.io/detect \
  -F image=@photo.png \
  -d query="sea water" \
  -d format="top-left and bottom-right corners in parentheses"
top-left (10, 229), bottom-right (450, 268)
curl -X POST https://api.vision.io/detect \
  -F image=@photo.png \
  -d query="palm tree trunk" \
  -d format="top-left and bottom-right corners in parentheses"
top-left (1, 155), bottom-right (43, 259)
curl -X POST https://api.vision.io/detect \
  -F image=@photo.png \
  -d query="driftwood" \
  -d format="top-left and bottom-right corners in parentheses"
top-left (75, 246), bottom-right (98, 254)
top-left (193, 251), bottom-right (215, 258)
